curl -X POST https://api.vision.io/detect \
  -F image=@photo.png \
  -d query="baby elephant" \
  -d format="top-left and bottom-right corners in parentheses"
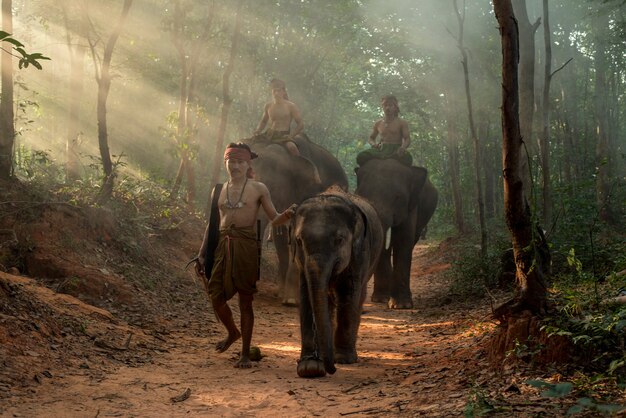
top-left (290, 187), bottom-right (383, 378)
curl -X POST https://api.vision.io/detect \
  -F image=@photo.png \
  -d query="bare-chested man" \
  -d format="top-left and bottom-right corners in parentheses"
top-left (356, 95), bottom-right (413, 167)
top-left (253, 78), bottom-right (304, 156)
top-left (253, 78), bottom-right (321, 184)
top-left (195, 142), bottom-right (295, 368)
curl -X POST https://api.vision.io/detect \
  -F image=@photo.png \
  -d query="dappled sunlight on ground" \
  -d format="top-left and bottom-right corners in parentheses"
top-left (2, 210), bottom-right (591, 417)
top-left (259, 341), bottom-right (301, 354)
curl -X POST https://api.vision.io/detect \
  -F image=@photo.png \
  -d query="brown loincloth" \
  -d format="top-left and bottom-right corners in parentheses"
top-left (207, 225), bottom-right (259, 304)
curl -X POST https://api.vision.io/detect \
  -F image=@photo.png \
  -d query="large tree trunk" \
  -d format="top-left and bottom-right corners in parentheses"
top-left (453, 0), bottom-right (486, 255)
top-left (511, 0), bottom-right (540, 199)
top-left (209, 0), bottom-right (243, 187)
top-left (493, 0), bottom-right (548, 319)
top-left (91, 0), bottom-right (133, 203)
top-left (0, 0), bottom-right (14, 179)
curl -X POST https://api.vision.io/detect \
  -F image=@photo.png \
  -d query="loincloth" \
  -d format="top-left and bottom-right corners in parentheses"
top-left (207, 225), bottom-right (259, 304)
top-left (357, 143), bottom-right (412, 167)
top-left (260, 129), bottom-right (293, 144)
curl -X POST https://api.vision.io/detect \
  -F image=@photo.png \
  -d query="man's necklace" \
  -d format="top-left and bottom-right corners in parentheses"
top-left (225, 178), bottom-right (248, 209)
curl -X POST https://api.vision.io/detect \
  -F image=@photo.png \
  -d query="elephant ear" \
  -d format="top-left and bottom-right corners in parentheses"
top-left (351, 204), bottom-right (368, 261)
top-left (289, 155), bottom-right (324, 197)
top-left (408, 166), bottom-right (428, 212)
top-left (288, 209), bottom-right (298, 263)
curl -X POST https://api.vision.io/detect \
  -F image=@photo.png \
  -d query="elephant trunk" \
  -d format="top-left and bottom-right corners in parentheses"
top-left (305, 254), bottom-right (337, 375)
top-left (375, 210), bottom-right (392, 236)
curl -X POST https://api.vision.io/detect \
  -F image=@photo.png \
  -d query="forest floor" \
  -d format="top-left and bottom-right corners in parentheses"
top-left (0, 183), bottom-right (623, 417)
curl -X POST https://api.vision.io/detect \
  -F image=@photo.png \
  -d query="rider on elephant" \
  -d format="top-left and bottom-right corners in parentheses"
top-left (253, 78), bottom-right (320, 183)
top-left (356, 95), bottom-right (413, 168)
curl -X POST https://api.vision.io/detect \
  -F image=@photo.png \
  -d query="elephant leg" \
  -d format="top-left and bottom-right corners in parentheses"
top-left (371, 248), bottom-right (392, 303)
top-left (389, 226), bottom-right (415, 309)
top-left (333, 275), bottom-right (363, 364)
top-left (283, 259), bottom-right (300, 306)
top-left (274, 227), bottom-right (298, 306)
top-left (297, 272), bottom-right (325, 378)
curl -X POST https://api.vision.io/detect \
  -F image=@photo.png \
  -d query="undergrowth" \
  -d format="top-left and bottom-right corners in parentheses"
top-left (8, 147), bottom-right (204, 228)
top-left (450, 219), bottom-right (625, 415)
top-left (1, 149), bottom-right (206, 288)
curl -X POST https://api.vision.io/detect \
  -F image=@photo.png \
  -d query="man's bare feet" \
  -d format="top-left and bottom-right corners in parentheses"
top-left (215, 331), bottom-right (241, 353)
top-left (234, 355), bottom-right (252, 368)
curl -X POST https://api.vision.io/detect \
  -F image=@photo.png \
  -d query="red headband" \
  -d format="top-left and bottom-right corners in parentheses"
top-left (224, 147), bottom-right (256, 179)
top-left (224, 147), bottom-right (252, 162)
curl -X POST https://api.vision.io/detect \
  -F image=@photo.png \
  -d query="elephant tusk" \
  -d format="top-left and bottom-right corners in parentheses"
top-left (385, 228), bottom-right (391, 250)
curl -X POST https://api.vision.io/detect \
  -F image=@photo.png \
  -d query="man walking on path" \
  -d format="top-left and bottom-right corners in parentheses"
top-left (195, 142), bottom-right (295, 368)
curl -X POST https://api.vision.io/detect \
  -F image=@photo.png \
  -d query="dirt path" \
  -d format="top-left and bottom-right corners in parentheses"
top-left (2, 242), bottom-right (503, 417)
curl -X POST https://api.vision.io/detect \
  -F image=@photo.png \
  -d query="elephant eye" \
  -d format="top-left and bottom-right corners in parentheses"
top-left (334, 235), bottom-right (344, 246)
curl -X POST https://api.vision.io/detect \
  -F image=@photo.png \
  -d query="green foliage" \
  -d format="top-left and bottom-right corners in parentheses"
top-left (541, 275), bottom-right (626, 377)
top-left (566, 397), bottom-right (624, 416)
top-left (505, 337), bottom-right (545, 366)
top-left (550, 179), bottom-right (626, 279)
top-left (463, 385), bottom-right (510, 417)
top-left (0, 30), bottom-right (50, 69)
top-left (158, 111), bottom-right (202, 160)
top-left (13, 146), bottom-right (60, 181)
top-left (12, 143), bottom-right (197, 231)
top-left (526, 378), bottom-right (625, 416)
top-left (566, 248), bottom-right (584, 278)
top-left (448, 230), bottom-right (512, 299)
top-left (526, 379), bottom-right (574, 398)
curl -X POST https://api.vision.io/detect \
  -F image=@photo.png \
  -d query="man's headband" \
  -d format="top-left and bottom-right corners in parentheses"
top-left (224, 147), bottom-right (257, 162)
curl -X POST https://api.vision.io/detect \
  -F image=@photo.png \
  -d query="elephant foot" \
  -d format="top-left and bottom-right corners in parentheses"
top-left (371, 293), bottom-right (389, 303)
top-left (335, 350), bottom-right (358, 364)
top-left (282, 298), bottom-right (298, 307)
top-left (388, 297), bottom-right (413, 309)
top-left (297, 357), bottom-right (326, 378)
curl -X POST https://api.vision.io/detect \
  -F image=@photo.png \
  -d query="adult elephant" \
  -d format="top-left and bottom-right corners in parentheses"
top-left (290, 187), bottom-right (383, 377)
top-left (247, 134), bottom-right (348, 304)
top-left (355, 158), bottom-right (438, 309)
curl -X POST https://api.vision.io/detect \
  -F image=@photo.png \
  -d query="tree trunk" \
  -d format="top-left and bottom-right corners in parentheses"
top-left (168, 0), bottom-right (214, 204)
top-left (539, 0), bottom-right (552, 226)
top-left (453, 0), bottom-right (486, 255)
top-left (209, 0), bottom-right (243, 187)
top-left (185, 2), bottom-right (215, 199)
top-left (493, 0), bottom-right (548, 319)
top-left (593, 10), bottom-right (613, 223)
top-left (91, 0), bottom-right (133, 203)
top-left (0, 0), bottom-right (14, 179)
top-left (480, 117), bottom-right (496, 220)
top-left (445, 99), bottom-right (465, 232)
top-left (169, 0), bottom-right (191, 202)
top-left (512, 0), bottom-right (540, 199)
top-left (63, 4), bottom-right (88, 182)
top-left (558, 89), bottom-right (574, 194)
